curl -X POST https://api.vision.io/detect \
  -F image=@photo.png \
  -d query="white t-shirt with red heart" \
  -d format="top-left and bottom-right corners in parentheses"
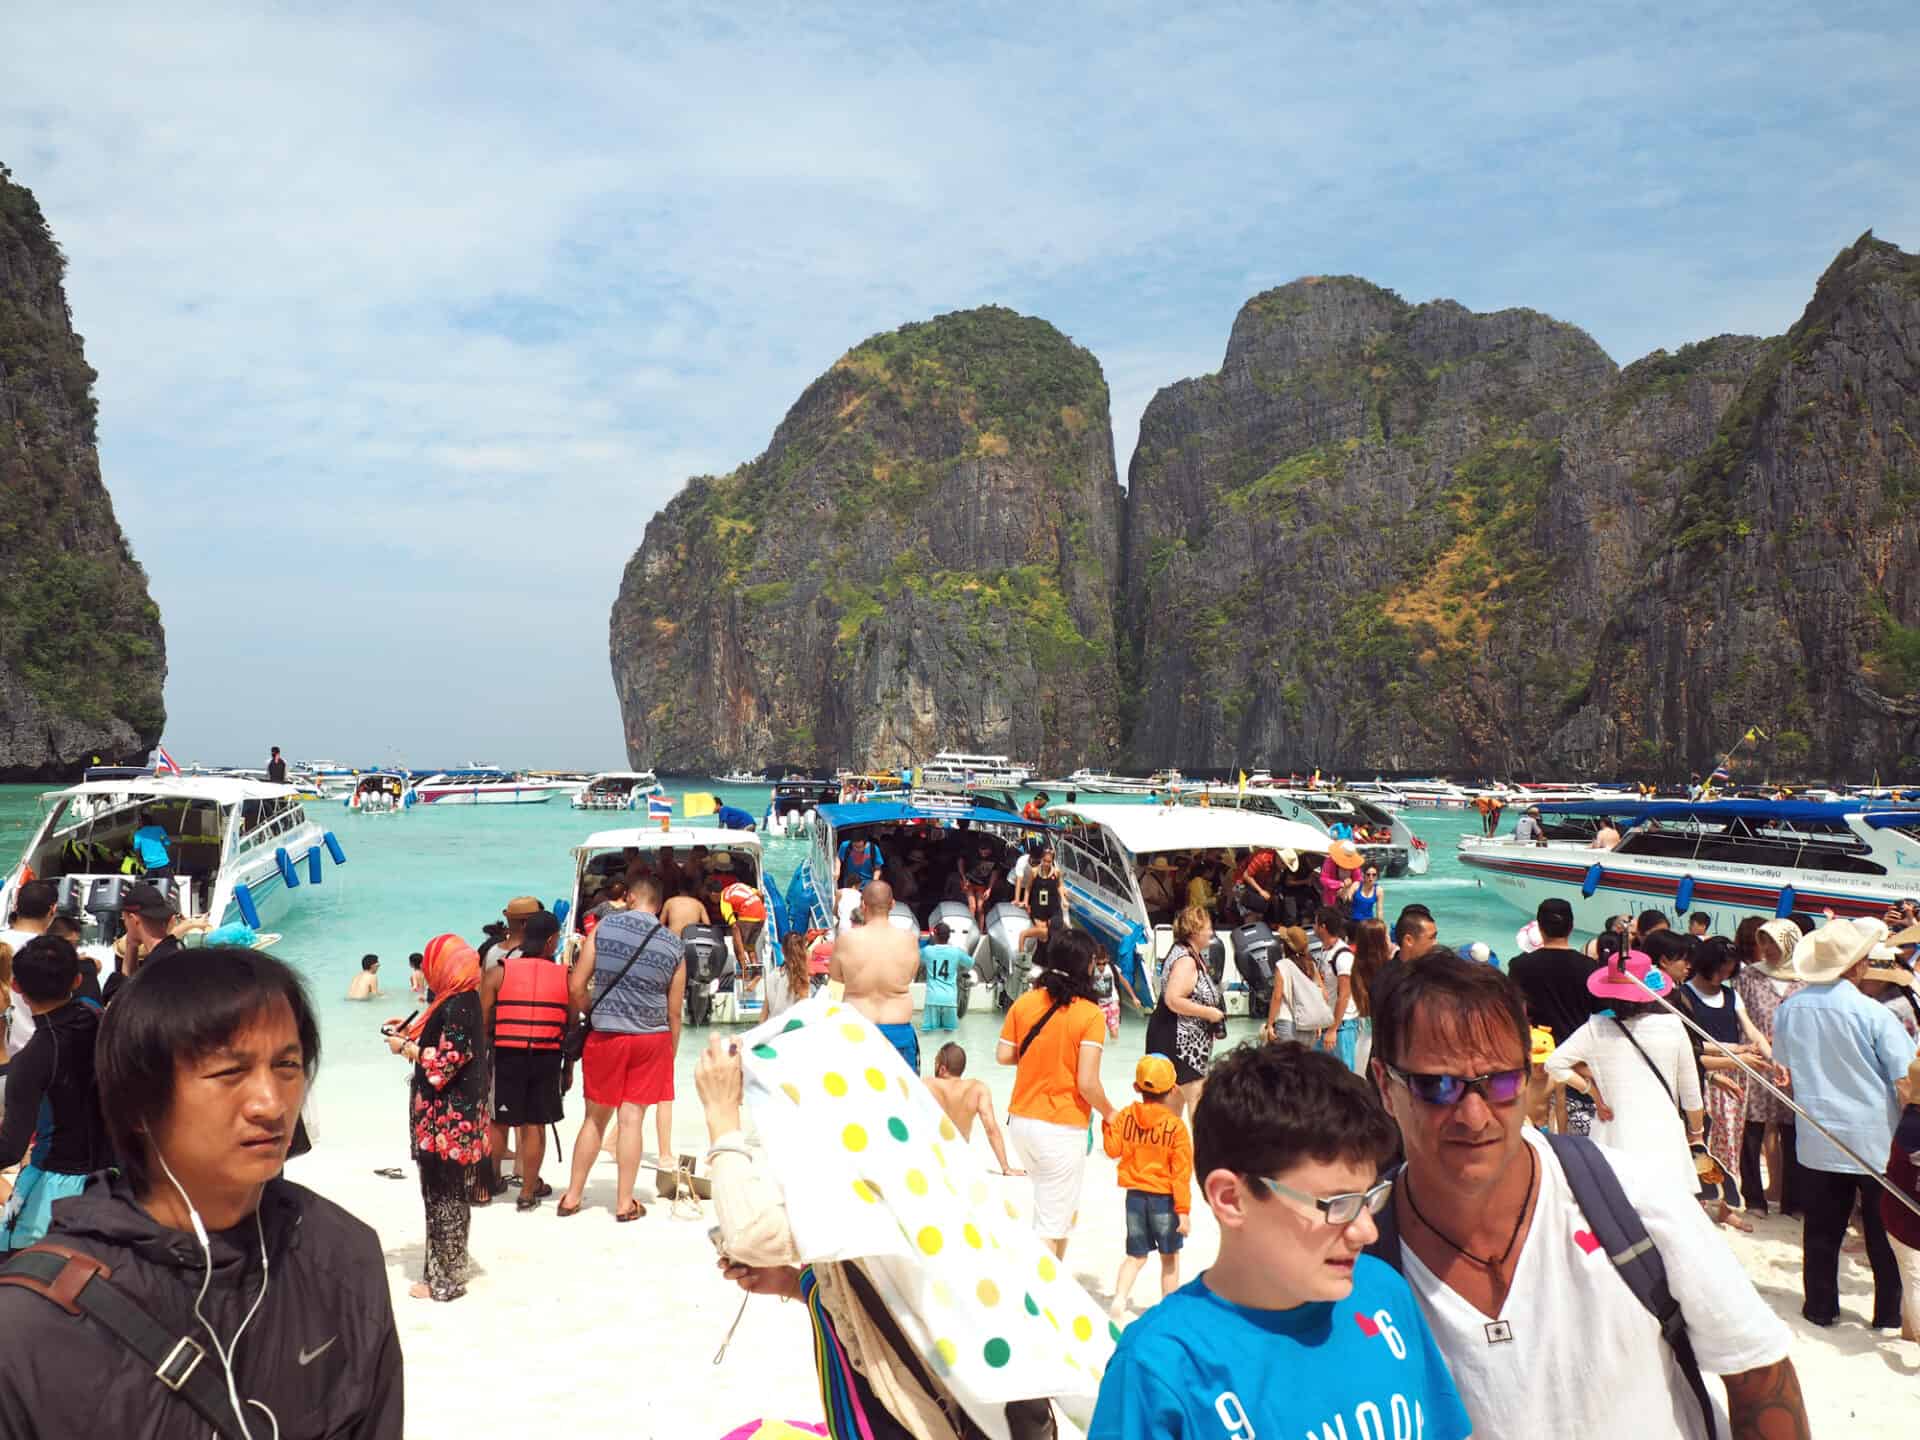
top-left (1398, 1127), bottom-right (1789, 1440)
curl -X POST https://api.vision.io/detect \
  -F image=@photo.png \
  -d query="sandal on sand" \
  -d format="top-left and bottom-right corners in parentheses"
top-left (532, 1180), bottom-right (553, 1199)
top-left (616, 1202), bottom-right (647, 1222)
top-left (555, 1198), bottom-right (582, 1218)
top-left (516, 1193), bottom-right (542, 1213)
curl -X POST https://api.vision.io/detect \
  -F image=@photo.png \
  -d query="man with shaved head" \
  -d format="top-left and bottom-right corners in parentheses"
top-left (832, 918), bottom-right (922, 1072)
top-left (859, 879), bottom-right (894, 926)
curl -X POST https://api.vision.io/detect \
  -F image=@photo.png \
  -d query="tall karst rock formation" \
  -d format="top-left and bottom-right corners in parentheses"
top-left (612, 234), bottom-right (1920, 780)
top-left (0, 166), bottom-right (165, 779)
top-left (610, 307), bottom-right (1123, 772)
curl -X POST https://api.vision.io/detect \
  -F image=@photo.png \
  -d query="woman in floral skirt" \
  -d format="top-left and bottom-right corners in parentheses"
top-left (387, 932), bottom-right (490, 1301)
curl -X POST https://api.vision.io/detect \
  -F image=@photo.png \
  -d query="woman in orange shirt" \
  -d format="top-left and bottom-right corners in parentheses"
top-left (998, 931), bottom-right (1118, 1258)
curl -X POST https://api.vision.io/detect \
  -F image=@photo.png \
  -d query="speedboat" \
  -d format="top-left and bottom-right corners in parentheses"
top-left (763, 779), bottom-right (839, 834)
top-left (916, 751), bottom-right (1032, 788)
top-left (409, 770), bottom-right (575, 805)
top-left (0, 774), bottom-right (344, 937)
top-left (786, 797), bottom-right (1057, 1013)
top-left (1069, 769), bottom-right (1189, 796)
top-left (1458, 796), bottom-right (1920, 933)
top-left (571, 772), bottom-right (662, 811)
top-left (1182, 787), bottom-right (1428, 877)
top-left (562, 826), bottom-right (777, 1025)
top-left (344, 771), bottom-right (412, 813)
top-left (1049, 801), bottom-right (1332, 1008)
top-left (1381, 779), bottom-right (1477, 811)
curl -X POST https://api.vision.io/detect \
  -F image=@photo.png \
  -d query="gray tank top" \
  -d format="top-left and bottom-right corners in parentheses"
top-left (589, 910), bottom-right (685, 1035)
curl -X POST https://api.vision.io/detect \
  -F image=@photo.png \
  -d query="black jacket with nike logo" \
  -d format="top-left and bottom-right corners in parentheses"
top-left (0, 1172), bottom-right (402, 1438)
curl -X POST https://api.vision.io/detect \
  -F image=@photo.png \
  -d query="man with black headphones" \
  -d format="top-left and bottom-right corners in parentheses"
top-left (0, 945), bottom-right (401, 1438)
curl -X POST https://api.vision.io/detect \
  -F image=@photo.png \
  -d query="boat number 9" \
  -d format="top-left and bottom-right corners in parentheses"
top-left (1214, 1391), bottom-right (1256, 1439)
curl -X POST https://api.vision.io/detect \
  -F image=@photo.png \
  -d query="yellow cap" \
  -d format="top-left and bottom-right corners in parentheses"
top-left (1135, 1054), bottom-right (1177, 1094)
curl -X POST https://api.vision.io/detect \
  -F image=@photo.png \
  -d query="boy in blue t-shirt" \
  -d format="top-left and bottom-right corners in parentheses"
top-left (1089, 1045), bottom-right (1470, 1440)
top-left (918, 922), bottom-right (971, 1031)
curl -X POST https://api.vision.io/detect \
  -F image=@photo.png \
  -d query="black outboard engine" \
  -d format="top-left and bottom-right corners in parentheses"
top-left (681, 924), bottom-right (728, 1026)
top-left (1231, 921), bottom-right (1278, 1017)
top-left (1201, 932), bottom-right (1228, 989)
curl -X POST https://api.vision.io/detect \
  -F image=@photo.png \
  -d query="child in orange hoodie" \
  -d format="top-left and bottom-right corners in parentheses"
top-left (1103, 1052), bottom-right (1194, 1318)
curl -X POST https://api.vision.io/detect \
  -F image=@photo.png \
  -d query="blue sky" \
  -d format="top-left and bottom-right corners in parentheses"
top-left (4, 3), bottom-right (1916, 769)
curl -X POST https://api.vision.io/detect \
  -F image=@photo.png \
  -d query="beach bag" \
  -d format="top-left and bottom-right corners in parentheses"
top-left (1283, 958), bottom-right (1334, 1030)
top-left (1367, 1134), bottom-right (1715, 1440)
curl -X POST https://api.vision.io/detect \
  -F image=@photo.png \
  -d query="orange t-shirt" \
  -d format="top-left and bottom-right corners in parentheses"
top-left (1102, 1101), bottom-right (1194, 1214)
top-left (1000, 989), bottom-right (1106, 1128)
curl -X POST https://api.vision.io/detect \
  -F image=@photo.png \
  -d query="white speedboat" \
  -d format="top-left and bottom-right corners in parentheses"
top-left (562, 825), bottom-right (776, 1025)
top-left (409, 770), bottom-right (574, 805)
top-left (1458, 797), bottom-right (1920, 933)
top-left (915, 751), bottom-right (1032, 788)
top-left (1050, 801), bottom-right (1332, 1002)
top-left (718, 768), bottom-right (766, 785)
top-left (1184, 787), bottom-right (1429, 876)
top-left (571, 771), bottom-right (662, 811)
top-left (1, 775), bottom-right (343, 937)
top-left (1070, 769), bottom-right (1189, 796)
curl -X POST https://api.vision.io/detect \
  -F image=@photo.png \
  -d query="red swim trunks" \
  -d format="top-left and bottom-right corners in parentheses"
top-left (581, 1031), bottom-right (675, 1107)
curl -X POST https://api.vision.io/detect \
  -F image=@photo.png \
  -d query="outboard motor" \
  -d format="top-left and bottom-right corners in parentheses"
top-left (886, 902), bottom-right (919, 936)
top-left (926, 900), bottom-right (983, 1017)
top-left (1231, 921), bottom-right (1278, 1016)
top-left (983, 902), bottom-right (1035, 1009)
top-left (1201, 932), bottom-right (1229, 989)
top-left (681, 923), bottom-right (729, 1026)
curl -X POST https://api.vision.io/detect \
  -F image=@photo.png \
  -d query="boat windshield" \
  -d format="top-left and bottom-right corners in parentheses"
top-left (1614, 813), bottom-right (1885, 875)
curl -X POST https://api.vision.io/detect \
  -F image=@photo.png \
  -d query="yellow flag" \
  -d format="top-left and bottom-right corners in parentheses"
top-left (1237, 770), bottom-right (1247, 795)
top-left (684, 792), bottom-right (719, 818)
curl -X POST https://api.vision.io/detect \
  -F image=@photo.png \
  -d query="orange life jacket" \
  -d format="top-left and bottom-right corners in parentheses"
top-left (494, 956), bottom-right (568, 1050)
top-left (720, 881), bottom-right (765, 924)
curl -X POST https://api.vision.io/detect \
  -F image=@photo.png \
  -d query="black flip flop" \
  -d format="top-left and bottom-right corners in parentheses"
top-left (516, 1193), bottom-right (542, 1213)
top-left (372, 1167), bottom-right (405, 1180)
top-left (555, 1198), bottom-right (582, 1218)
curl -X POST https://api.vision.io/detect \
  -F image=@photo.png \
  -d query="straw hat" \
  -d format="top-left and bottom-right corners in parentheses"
top-left (503, 895), bottom-right (542, 919)
top-left (1279, 925), bottom-right (1312, 957)
top-left (1754, 919), bottom-right (1804, 980)
top-left (1147, 856), bottom-right (1174, 873)
top-left (1277, 848), bottom-right (1300, 873)
top-left (1587, 948), bottom-right (1671, 1002)
top-left (1790, 919), bottom-right (1885, 985)
top-left (709, 851), bottom-right (736, 871)
top-left (1891, 922), bottom-right (1920, 948)
top-left (1864, 962), bottom-right (1915, 990)
top-left (1327, 839), bottom-right (1364, 870)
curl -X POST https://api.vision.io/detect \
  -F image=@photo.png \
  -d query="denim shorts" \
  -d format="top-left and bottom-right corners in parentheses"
top-left (1124, 1189), bottom-right (1183, 1256)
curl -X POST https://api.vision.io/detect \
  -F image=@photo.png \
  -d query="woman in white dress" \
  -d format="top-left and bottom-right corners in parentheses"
top-left (1546, 947), bottom-right (1705, 1201)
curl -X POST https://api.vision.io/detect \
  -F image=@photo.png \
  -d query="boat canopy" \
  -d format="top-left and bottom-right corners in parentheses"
top-left (573, 825), bottom-right (764, 855)
top-left (815, 801), bottom-right (1053, 832)
top-left (1540, 798), bottom-right (1920, 827)
top-left (1052, 803), bottom-right (1326, 856)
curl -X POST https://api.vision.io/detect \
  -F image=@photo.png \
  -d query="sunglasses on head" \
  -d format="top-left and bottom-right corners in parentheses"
top-left (1382, 1064), bottom-right (1527, 1107)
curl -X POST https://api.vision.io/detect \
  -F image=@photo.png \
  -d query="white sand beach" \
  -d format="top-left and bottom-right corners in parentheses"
top-left (296, 1028), bottom-right (1916, 1438)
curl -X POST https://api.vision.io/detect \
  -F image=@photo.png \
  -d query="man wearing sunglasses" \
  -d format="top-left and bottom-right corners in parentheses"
top-left (1367, 953), bottom-right (1804, 1440)
top-left (1089, 1044), bottom-right (1468, 1440)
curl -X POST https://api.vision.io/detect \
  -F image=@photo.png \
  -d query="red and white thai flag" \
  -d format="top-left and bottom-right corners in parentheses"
top-left (647, 792), bottom-right (673, 820)
top-left (155, 745), bottom-right (181, 775)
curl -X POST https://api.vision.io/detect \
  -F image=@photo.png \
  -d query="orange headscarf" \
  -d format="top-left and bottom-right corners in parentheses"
top-left (407, 933), bottom-right (482, 1041)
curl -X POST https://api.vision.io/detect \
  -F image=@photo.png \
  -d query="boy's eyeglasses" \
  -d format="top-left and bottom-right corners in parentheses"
top-left (1258, 1175), bottom-right (1394, 1226)
top-left (1382, 1064), bottom-right (1527, 1107)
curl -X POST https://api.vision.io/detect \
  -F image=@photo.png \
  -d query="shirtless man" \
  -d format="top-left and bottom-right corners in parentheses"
top-left (661, 888), bottom-right (709, 937)
top-left (924, 1043), bottom-right (1022, 1175)
top-left (830, 917), bottom-right (922, 1072)
top-left (859, 879), bottom-right (894, 926)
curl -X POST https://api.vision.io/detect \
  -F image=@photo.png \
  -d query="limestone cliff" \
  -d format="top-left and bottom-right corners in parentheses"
top-left (610, 307), bottom-right (1123, 772)
top-left (0, 166), bottom-right (165, 779)
top-left (1568, 234), bottom-right (1920, 778)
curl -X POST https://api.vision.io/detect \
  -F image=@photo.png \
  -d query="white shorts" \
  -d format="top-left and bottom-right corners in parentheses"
top-left (1009, 1114), bottom-right (1089, 1240)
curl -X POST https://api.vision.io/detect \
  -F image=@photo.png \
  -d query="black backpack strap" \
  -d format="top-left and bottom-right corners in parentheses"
top-left (0, 1243), bottom-right (249, 1440)
top-left (1548, 1134), bottom-right (1717, 1440)
top-left (1363, 1161), bottom-right (1407, 1270)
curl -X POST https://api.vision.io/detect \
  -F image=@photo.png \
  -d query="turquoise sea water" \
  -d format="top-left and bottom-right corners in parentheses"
top-left (0, 782), bottom-right (1514, 1143)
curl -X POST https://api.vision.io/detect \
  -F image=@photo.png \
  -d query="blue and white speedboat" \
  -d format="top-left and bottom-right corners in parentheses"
top-left (1, 774), bottom-right (344, 937)
top-left (1458, 796), bottom-right (1920, 933)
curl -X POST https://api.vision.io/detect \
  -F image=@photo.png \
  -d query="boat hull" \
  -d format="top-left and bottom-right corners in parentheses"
top-left (415, 786), bottom-right (559, 805)
top-left (1458, 839), bottom-right (1909, 933)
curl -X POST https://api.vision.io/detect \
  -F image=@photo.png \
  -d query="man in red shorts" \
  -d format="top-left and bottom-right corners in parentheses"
top-left (557, 875), bottom-right (686, 1220)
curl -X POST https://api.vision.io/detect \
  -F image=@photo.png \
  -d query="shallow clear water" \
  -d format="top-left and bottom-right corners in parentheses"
top-left (0, 781), bottom-right (1517, 1138)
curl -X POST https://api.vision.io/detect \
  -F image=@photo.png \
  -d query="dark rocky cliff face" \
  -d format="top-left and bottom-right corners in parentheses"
top-left (0, 167), bottom-right (165, 780)
top-left (610, 307), bottom-right (1123, 772)
top-left (1569, 234), bottom-right (1920, 779)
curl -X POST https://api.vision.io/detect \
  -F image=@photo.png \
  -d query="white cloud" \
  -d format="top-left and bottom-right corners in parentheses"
top-left (2, 1), bottom-right (1917, 763)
